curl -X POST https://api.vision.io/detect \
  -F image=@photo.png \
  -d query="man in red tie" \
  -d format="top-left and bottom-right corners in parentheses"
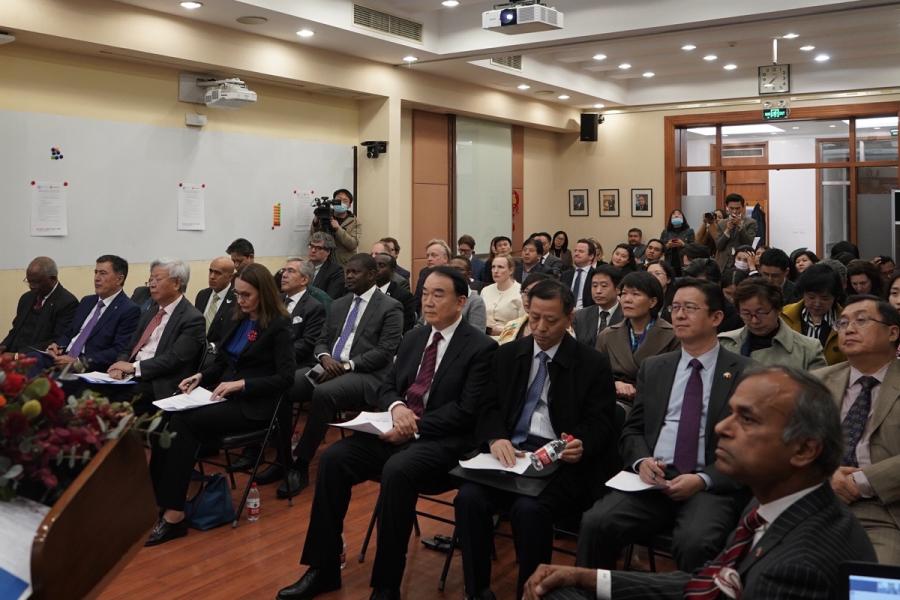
top-left (276, 266), bottom-right (497, 600)
top-left (523, 365), bottom-right (876, 600)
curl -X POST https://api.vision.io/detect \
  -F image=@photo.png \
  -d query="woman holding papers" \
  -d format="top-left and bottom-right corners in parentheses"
top-left (145, 263), bottom-right (295, 546)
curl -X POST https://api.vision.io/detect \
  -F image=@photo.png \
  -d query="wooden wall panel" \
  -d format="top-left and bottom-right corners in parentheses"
top-left (413, 111), bottom-right (450, 186)
top-left (512, 126), bottom-right (525, 249)
top-left (411, 110), bottom-right (451, 287)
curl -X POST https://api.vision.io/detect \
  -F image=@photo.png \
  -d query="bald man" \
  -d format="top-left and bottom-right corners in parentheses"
top-left (193, 256), bottom-right (236, 346)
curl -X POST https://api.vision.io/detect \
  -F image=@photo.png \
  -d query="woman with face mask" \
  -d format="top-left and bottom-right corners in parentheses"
top-left (659, 209), bottom-right (695, 272)
top-left (733, 245), bottom-right (757, 273)
top-left (308, 188), bottom-right (360, 265)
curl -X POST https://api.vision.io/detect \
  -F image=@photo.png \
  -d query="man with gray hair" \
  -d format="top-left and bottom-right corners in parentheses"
top-left (1, 256), bottom-right (78, 354)
top-left (414, 239), bottom-right (452, 315)
top-left (108, 258), bottom-right (205, 414)
top-left (524, 365), bottom-right (876, 600)
top-left (308, 232), bottom-right (346, 299)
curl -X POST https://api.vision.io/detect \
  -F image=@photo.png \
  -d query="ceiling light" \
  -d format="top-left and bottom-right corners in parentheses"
top-left (593, 103), bottom-right (605, 108)
top-left (618, 63), bottom-right (631, 70)
top-left (592, 53), bottom-right (607, 61)
top-left (829, 124), bottom-right (837, 128)
top-left (874, 127), bottom-right (882, 130)
top-left (237, 16), bottom-right (268, 25)
top-left (681, 44), bottom-right (696, 51)
top-left (517, 83), bottom-right (531, 90)
top-left (642, 71), bottom-right (655, 78)
top-left (791, 126), bottom-right (800, 130)
top-left (558, 94), bottom-right (570, 100)
top-left (296, 29), bottom-right (314, 38)
top-left (180, 1), bottom-right (202, 8)
top-left (814, 53), bottom-right (830, 62)
top-left (703, 54), bottom-right (717, 61)
top-left (782, 33), bottom-right (799, 39)
top-left (800, 45), bottom-right (815, 51)
top-left (403, 55), bottom-right (418, 63)
top-left (723, 63), bottom-right (737, 70)
top-left (441, 0), bottom-right (460, 6)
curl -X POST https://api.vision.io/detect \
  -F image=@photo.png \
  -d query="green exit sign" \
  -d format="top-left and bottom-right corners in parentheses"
top-left (762, 107), bottom-right (790, 120)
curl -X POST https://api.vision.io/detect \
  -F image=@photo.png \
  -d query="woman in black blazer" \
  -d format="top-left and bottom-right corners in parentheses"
top-left (146, 263), bottom-right (295, 546)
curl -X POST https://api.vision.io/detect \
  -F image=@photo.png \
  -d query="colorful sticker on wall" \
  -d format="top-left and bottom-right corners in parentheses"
top-left (50, 146), bottom-right (64, 160)
top-left (272, 203), bottom-right (282, 229)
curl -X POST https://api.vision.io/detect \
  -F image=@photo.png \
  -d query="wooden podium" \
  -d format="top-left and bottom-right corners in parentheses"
top-left (29, 432), bottom-right (157, 599)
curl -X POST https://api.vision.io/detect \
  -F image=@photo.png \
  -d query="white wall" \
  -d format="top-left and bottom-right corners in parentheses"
top-left (768, 137), bottom-right (817, 252)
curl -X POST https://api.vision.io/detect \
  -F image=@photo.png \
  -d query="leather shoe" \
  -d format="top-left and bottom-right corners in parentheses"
top-left (369, 588), bottom-right (401, 600)
top-left (275, 569), bottom-right (340, 600)
top-left (145, 517), bottom-right (188, 546)
top-left (277, 468), bottom-right (309, 499)
top-left (254, 464), bottom-right (285, 485)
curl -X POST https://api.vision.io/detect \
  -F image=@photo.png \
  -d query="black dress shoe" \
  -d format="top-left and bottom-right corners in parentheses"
top-left (145, 517), bottom-right (188, 546)
top-left (369, 588), bottom-right (401, 600)
top-left (275, 569), bottom-right (340, 600)
top-left (254, 464), bottom-right (285, 485)
top-left (276, 468), bottom-right (309, 499)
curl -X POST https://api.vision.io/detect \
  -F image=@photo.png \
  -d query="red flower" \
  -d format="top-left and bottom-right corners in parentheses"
top-left (247, 329), bottom-right (258, 343)
top-left (2, 371), bottom-right (25, 396)
top-left (4, 411), bottom-right (29, 437)
top-left (41, 379), bottom-right (66, 414)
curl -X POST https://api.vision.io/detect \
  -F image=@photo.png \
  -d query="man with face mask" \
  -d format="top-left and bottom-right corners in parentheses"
top-left (309, 188), bottom-right (360, 266)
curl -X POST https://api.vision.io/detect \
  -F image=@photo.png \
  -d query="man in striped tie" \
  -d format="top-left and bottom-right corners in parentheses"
top-left (523, 365), bottom-right (876, 600)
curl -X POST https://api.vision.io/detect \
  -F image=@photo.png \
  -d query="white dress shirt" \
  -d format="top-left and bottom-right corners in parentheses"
top-left (322, 285), bottom-right (376, 366)
top-left (64, 289), bottom-right (122, 353)
top-left (597, 302), bottom-right (619, 331)
top-left (571, 266), bottom-right (589, 310)
top-left (134, 295), bottom-right (184, 375)
top-left (841, 362), bottom-right (891, 497)
top-left (286, 289), bottom-right (306, 314)
top-left (527, 339), bottom-right (561, 441)
top-left (389, 315), bottom-right (463, 414)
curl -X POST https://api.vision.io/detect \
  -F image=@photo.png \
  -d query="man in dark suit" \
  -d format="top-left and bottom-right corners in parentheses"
top-left (454, 279), bottom-right (617, 599)
top-left (413, 239), bottom-right (452, 316)
top-left (515, 238), bottom-right (552, 283)
top-left (193, 255), bottom-right (236, 345)
top-left (1, 256), bottom-right (78, 355)
top-left (379, 236), bottom-right (411, 282)
top-left (576, 278), bottom-right (751, 573)
top-left (560, 239), bottom-right (597, 310)
top-left (374, 253), bottom-right (416, 333)
top-left (308, 231), bottom-right (346, 299)
top-left (278, 254), bottom-right (403, 497)
top-left (276, 266), bottom-right (497, 600)
top-left (44, 255), bottom-right (140, 372)
top-left (107, 258), bottom-right (206, 414)
top-left (533, 232), bottom-right (563, 279)
top-left (572, 265), bottom-right (623, 348)
top-left (372, 241), bottom-right (410, 292)
top-left (759, 247), bottom-right (800, 304)
top-left (525, 366), bottom-right (877, 600)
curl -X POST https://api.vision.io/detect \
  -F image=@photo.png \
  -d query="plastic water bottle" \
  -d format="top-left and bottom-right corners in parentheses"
top-left (530, 434), bottom-right (575, 471)
top-left (247, 482), bottom-right (261, 521)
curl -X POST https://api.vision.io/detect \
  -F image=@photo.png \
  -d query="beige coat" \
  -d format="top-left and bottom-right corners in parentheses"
top-left (595, 318), bottom-right (680, 387)
top-left (718, 323), bottom-right (827, 371)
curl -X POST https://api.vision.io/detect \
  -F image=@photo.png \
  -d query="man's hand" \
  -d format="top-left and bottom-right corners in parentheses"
top-left (319, 355), bottom-right (346, 380)
top-left (615, 381), bottom-right (636, 401)
top-left (53, 354), bottom-right (77, 367)
top-left (490, 439), bottom-right (523, 468)
top-left (558, 434), bottom-right (583, 464)
top-left (210, 379), bottom-right (244, 401)
top-left (178, 373), bottom-right (202, 394)
top-left (108, 360), bottom-right (135, 379)
top-left (390, 404), bottom-right (419, 437)
top-left (379, 428), bottom-right (414, 445)
top-left (663, 474), bottom-right (706, 501)
top-left (46, 343), bottom-right (61, 356)
top-left (638, 457), bottom-right (667, 486)
top-left (329, 218), bottom-right (341, 231)
top-left (523, 564), bottom-right (596, 600)
top-left (831, 466), bottom-right (862, 504)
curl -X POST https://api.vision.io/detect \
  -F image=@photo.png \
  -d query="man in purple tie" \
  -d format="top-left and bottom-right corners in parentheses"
top-left (576, 278), bottom-right (752, 573)
top-left (276, 266), bottom-right (496, 600)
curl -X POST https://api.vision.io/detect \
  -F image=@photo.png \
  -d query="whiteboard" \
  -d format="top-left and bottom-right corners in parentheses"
top-left (0, 110), bottom-right (354, 269)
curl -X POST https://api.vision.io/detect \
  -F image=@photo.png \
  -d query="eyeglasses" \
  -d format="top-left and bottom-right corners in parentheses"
top-left (669, 303), bottom-right (706, 315)
top-left (738, 309), bottom-right (774, 320)
top-left (308, 244), bottom-right (327, 251)
top-left (834, 315), bottom-right (893, 331)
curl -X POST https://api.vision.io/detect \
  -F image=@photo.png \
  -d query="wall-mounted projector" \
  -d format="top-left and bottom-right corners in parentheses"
top-left (483, 1), bottom-right (563, 34)
top-left (198, 78), bottom-right (257, 109)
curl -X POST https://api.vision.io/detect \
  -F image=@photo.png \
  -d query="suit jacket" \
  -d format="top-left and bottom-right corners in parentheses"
top-left (193, 285), bottom-right (236, 345)
top-left (201, 315), bottom-right (296, 421)
top-left (1, 284), bottom-right (79, 352)
top-left (718, 323), bottom-right (827, 371)
top-left (286, 291), bottom-right (326, 368)
top-left (120, 296), bottom-right (206, 400)
top-left (609, 484), bottom-right (876, 599)
top-left (714, 216), bottom-right (758, 270)
top-left (816, 359), bottom-right (900, 530)
top-left (390, 271), bottom-right (411, 292)
top-left (595, 318), bottom-right (680, 388)
top-left (462, 290), bottom-right (487, 332)
top-left (313, 259), bottom-right (346, 300)
top-left (782, 278), bottom-right (800, 304)
top-left (541, 254), bottom-right (563, 278)
top-left (385, 281), bottom-right (416, 333)
top-left (561, 266), bottom-right (595, 310)
top-left (514, 261), bottom-right (551, 283)
top-left (376, 321), bottom-right (496, 452)
top-left (572, 305), bottom-right (624, 348)
top-left (55, 292), bottom-right (140, 371)
top-left (620, 346), bottom-right (751, 490)
top-left (130, 286), bottom-right (153, 312)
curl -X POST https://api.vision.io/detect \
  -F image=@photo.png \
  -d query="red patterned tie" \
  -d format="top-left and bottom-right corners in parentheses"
top-left (684, 508), bottom-right (766, 599)
top-left (130, 309), bottom-right (165, 360)
top-left (404, 331), bottom-right (443, 417)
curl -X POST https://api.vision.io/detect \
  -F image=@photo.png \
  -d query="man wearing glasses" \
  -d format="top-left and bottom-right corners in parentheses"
top-left (577, 278), bottom-right (751, 573)
top-left (308, 232), bottom-right (346, 299)
top-left (815, 294), bottom-right (900, 564)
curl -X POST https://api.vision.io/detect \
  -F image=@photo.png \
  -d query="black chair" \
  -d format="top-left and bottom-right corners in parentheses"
top-left (622, 531), bottom-right (674, 572)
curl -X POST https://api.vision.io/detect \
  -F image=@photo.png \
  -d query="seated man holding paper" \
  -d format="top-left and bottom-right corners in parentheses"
top-left (276, 266), bottom-right (496, 600)
top-left (576, 278), bottom-right (751, 573)
top-left (454, 279), bottom-right (618, 600)
top-left (146, 263), bottom-right (295, 546)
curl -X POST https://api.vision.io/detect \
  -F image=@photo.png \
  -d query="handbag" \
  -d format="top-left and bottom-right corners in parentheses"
top-left (185, 473), bottom-right (235, 530)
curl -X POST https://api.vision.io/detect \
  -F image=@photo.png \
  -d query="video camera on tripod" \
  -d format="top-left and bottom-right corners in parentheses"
top-left (311, 195), bottom-right (342, 234)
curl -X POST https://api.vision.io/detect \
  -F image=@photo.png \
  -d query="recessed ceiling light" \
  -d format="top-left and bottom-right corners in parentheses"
top-left (800, 45), bottom-right (815, 51)
top-left (441, 0), bottom-right (460, 6)
top-left (593, 103), bottom-right (605, 108)
top-left (558, 94), bottom-right (570, 100)
top-left (782, 33), bottom-right (800, 39)
top-left (296, 29), bottom-right (314, 38)
top-left (237, 16), bottom-right (268, 25)
top-left (403, 55), bottom-right (418, 63)
top-left (792, 126), bottom-right (800, 130)
top-left (180, 1), bottom-right (202, 8)
top-left (703, 54), bottom-right (718, 61)
top-left (517, 84), bottom-right (531, 90)
top-left (618, 63), bottom-right (631, 70)
top-left (829, 124), bottom-right (837, 128)
top-left (681, 44), bottom-right (696, 51)
top-left (642, 71), bottom-right (655, 78)
top-left (723, 63), bottom-right (738, 70)
top-left (592, 53), bottom-right (607, 61)
top-left (815, 53), bottom-right (830, 62)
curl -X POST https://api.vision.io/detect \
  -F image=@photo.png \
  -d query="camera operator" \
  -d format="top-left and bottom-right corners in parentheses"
top-left (309, 188), bottom-right (360, 266)
top-left (714, 193), bottom-right (757, 270)
top-left (695, 210), bottom-right (721, 258)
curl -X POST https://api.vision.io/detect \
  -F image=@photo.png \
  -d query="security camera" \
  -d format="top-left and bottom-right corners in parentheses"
top-left (361, 141), bottom-right (387, 159)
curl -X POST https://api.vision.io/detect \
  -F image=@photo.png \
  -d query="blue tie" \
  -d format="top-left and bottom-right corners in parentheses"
top-left (512, 351), bottom-right (550, 445)
top-left (332, 296), bottom-right (362, 360)
top-left (67, 299), bottom-right (105, 358)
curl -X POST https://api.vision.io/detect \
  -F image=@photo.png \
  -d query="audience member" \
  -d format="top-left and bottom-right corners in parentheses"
top-left (889, 272), bottom-right (900, 312)
top-left (720, 268), bottom-right (749, 304)
top-left (694, 210), bottom-right (720, 259)
top-left (626, 228), bottom-right (646, 264)
top-left (719, 278), bottom-right (827, 370)
top-left (194, 256), bottom-right (236, 346)
top-left (560, 238), bottom-right (596, 310)
top-left (550, 230), bottom-right (573, 271)
top-left (609, 243), bottom-right (637, 275)
top-left (873, 255), bottom-right (896, 288)
top-left (759, 247), bottom-right (800, 303)
top-left (754, 243), bottom-right (769, 260)
top-left (480, 235), bottom-right (513, 284)
top-left (642, 238), bottom-right (665, 266)
top-left (414, 239), bottom-right (453, 315)
top-left (281, 258), bottom-right (327, 369)
top-left (660, 209), bottom-right (695, 268)
top-left (448, 255), bottom-right (487, 332)
top-left (482, 255), bottom-right (524, 336)
top-left (792, 249), bottom-right (819, 279)
top-left (683, 259), bottom-right (744, 333)
top-left (455, 279), bottom-right (617, 599)
top-left (577, 278), bottom-right (751, 573)
top-left (226, 238), bottom-right (255, 271)
top-left (782, 263), bottom-right (845, 365)
top-left (714, 194), bottom-right (757, 270)
top-left (572, 265), bottom-right (623, 348)
top-left (590, 239), bottom-right (605, 268)
top-left (498, 272), bottom-right (554, 344)
top-left (451, 253), bottom-right (484, 293)
top-left (379, 236), bottom-right (410, 281)
top-left (374, 253), bottom-right (416, 333)
top-left (1, 256), bottom-right (78, 355)
top-left (525, 366), bottom-right (876, 600)
top-left (515, 238), bottom-right (551, 282)
top-left (532, 231), bottom-right (563, 278)
top-left (646, 260), bottom-right (675, 322)
top-left (680, 242), bottom-right (712, 272)
top-left (846, 259), bottom-right (883, 298)
top-left (371, 241), bottom-right (410, 292)
top-left (822, 257), bottom-right (849, 289)
top-left (309, 188), bottom-right (360, 265)
top-left (732, 245), bottom-right (757, 274)
top-left (830, 240), bottom-right (860, 262)
top-left (457, 234), bottom-right (485, 283)
top-left (308, 232), bottom-right (346, 299)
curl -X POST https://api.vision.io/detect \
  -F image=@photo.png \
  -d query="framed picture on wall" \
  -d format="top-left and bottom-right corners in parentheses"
top-left (599, 189), bottom-right (620, 217)
top-left (569, 189), bottom-right (589, 217)
top-left (631, 188), bottom-right (652, 217)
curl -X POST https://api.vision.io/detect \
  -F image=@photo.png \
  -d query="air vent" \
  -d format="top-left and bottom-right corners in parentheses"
top-left (354, 4), bottom-right (423, 42)
top-left (491, 55), bottom-right (522, 70)
top-left (722, 147), bottom-right (765, 158)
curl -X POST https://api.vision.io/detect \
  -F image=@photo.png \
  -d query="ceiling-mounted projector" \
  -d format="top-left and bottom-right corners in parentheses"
top-left (483, 1), bottom-right (563, 34)
top-left (198, 78), bottom-right (257, 109)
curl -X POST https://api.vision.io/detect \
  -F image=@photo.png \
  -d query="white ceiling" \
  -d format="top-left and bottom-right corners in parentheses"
top-left (114, 0), bottom-right (900, 109)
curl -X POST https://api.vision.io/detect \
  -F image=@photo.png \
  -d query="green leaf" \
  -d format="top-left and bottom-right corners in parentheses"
top-left (68, 451), bottom-right (76, 468)
top-left (0, 465), bottom-right (23, 481)
top-left (147, 416), bottom-right (162, 433)
top-left (22, 377), bottom-right (50, 400)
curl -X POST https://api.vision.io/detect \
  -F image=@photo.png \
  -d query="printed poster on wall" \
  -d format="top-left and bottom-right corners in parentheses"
top-left (30, 181), bottom-right (68, 237)
top-left (177, 183), bottom-right (206, 231)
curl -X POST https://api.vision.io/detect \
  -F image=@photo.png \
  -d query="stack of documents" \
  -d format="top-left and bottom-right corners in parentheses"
top-left (75, 371), bottom-right (136, 385)
top-left (459, 453), bottom-right (532, 475)
top-left (153, 387), bottom-right (219, 411)
top-left (330, 411), bottom-right (393, 435)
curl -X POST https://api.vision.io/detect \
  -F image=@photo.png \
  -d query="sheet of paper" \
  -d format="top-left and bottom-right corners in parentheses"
top-left (153, 387), bottom-right (218, 411)
top-left (177, 183), bottom-right (205, 231)
top-left (330, 411), bottom-right (393, 435)
top-left (605, 470), bottom-right (667, 492)
top-left (459, 452), bottom-right (532, 475)
top-left (752, 236), bottom-right (762, 249)
top-left (75, 371), bottom-right (136, 384)
top-left (0, 496), bottom-right (50, 600)
top-left (294, 189), bottom-right (316, 233)
top-left (30, 181), bottom-right (68, 236)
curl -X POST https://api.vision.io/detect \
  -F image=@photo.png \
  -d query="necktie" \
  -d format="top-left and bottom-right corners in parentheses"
top-left (130, 308), bottom-right (165, 360)
top-left (404, 331), bottom-right (443, 417)
top-left (332, 296), bottom-right (363, 359)
top-left (67, 299), bottom-right (105, 358)
top-left (842, 375), bottom-right (879, 467)
top-left (673, 358), bottom-right (704, 475)
top-left (33, 295), bottom-right (44, 311)
top-left (204, 292), bottom-right (220, 333)
top-left (598, 310), bottom-right (610, 331)
top-left (511, 352), bottom-right (550, 445)
top-left (572, 269), bottom-right (584, 305)
top-left (684, 508), bottom-right (766, 599)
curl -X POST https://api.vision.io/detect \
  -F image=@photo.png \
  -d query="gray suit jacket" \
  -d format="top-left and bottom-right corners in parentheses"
top-left (572, 305), bottom-right (623, 348)
top-left (595, 318), bottom-right (680, 387)
top-left (714, 216), bottom-right (758, 270)
top-left (462, 289), bottom-right (487, 332)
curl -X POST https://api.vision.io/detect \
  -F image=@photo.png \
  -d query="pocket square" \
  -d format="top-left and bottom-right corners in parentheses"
top-left (292, 316), bottom-right (303, 324)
